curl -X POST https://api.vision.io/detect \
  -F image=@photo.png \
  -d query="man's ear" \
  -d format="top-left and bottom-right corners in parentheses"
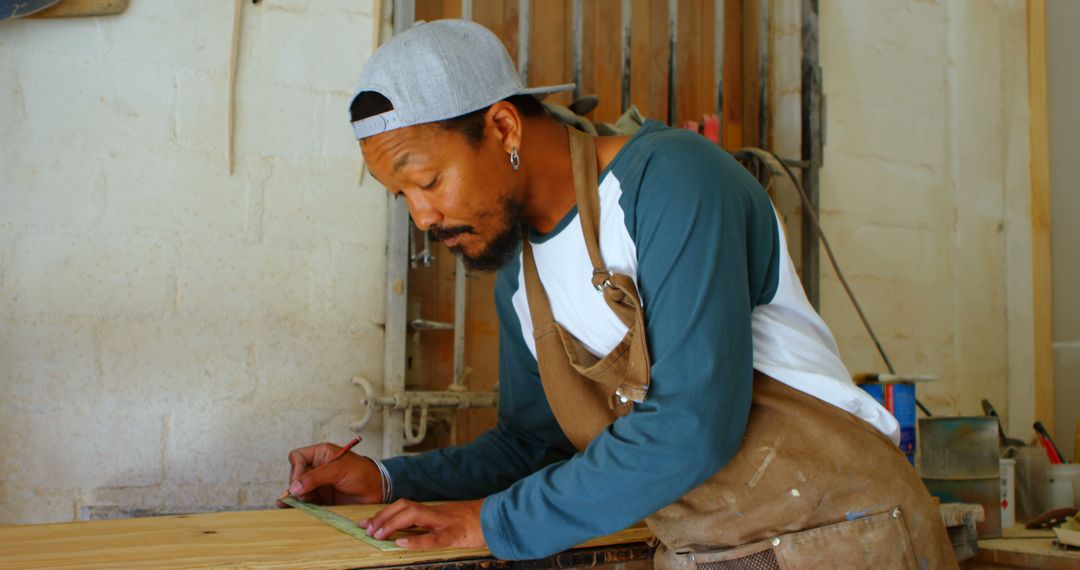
top-left (486, 101), bottom-right (523, 154)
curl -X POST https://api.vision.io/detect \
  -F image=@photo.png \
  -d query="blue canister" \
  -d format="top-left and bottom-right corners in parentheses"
top-left (860, 382), bottom-right (916, 464)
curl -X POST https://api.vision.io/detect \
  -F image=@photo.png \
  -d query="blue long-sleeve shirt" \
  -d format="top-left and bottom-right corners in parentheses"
top-left (382, 121), bottom-right (893, 559)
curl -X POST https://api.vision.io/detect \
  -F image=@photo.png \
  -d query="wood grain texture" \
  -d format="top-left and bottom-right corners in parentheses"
top-left (530, 0), bottom-right (574, 107)
top-left (415, 0), bottom-right (463, 22)
top-left (629, 0), bottom-right (670, 122)
top-left (674, 0), bottom-right (717, 125)
top-left (581, 0), bottom-right (624, 123)
top-left (740, 0), bottom-right (762, 148)
top-left (473, 0), bottom-right (520, 64)
top-left (721, 0), bottom-right (743, 149)
top-left (1028, 0), bottom-right (1055, 434)
top-left (25, 0), bottom-right (127, 18)
top-left (0, 504), bottom-right (652, 570)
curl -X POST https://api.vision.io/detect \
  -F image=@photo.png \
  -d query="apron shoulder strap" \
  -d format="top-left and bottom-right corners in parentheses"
top-left (566, 127), bottom-right (642, 325)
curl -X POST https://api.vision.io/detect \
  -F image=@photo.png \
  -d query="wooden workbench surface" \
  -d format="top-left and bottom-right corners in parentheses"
top-left (0, 504), bottom-right (653, 569)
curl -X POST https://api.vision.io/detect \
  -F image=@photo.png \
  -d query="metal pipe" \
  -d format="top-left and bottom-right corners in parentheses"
top-left (518, 0), bottom-right (530, 81)
top-left (410, 318), bottom-right (454, 331)
top-left (410, 228), bottom-right (433, 267)
top-left (351, 375), bottom-right (497, 434)
top-left (378, 0), bottom-right (416, 459)
top-left (403, 402), bottom-right (429, 446)
top-left (373, 390), bottom-right (498, 411)
top-left (451, 258), bottom-right (467, 389)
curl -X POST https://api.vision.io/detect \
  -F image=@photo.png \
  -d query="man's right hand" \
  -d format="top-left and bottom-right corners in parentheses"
top-left (281, 442), bottom-right (385, 507)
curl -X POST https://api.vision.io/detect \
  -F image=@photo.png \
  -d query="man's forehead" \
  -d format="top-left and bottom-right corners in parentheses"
top-left (361, 125), bottom-right (439, 170)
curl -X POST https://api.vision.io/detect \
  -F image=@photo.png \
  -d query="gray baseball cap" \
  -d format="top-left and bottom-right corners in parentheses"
top-left (350, 19), bottom-right (573, 140)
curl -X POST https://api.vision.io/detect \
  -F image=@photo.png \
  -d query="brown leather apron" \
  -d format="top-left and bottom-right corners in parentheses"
top-left (521, 127), bottom-right (957, 569)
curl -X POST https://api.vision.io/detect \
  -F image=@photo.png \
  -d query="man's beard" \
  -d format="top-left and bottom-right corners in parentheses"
top-left (428, 197), bottom-right (524, 273)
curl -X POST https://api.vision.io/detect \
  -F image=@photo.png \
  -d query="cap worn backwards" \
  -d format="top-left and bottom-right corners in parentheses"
top-left (350, 19), bottom-right (573, 140)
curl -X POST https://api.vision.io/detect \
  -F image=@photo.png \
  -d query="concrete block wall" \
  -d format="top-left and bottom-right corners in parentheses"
top-left (818, 1), bottom-right (1034, 430)
top-left (0, 0), bottom-right (389, 523)
top-left (1048, 0), bottom-right (1080, 461)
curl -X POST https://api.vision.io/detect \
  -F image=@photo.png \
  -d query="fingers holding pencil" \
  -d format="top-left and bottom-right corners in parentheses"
top-left (279, 437), bottom-right (385, 507)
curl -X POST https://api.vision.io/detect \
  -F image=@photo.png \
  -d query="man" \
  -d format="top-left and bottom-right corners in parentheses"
top-left (284, 20), bottom-right (956, 568)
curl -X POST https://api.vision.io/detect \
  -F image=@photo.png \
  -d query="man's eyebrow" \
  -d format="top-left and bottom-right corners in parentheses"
top-left (392, 153), bottom-right (416, 174)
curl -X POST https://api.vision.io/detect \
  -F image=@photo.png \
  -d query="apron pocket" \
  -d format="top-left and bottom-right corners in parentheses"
top-left (680, 508), bottom-right (918, 570)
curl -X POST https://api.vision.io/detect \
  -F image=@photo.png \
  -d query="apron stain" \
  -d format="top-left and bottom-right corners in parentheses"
top-left (845, 509), bottom-right (870, 521)
top-left (746, 447), bottom-right (777, 488)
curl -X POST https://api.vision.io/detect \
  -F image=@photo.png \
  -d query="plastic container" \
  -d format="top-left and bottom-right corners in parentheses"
top-left (1049, 463), bottom-right (1080, 509)
top-left (1000, 458), bottom-right (1015, 528)
top-left (860, 382), bottom-right (916, 464)
top-left (1014, 447), bottom-right (1050, 522)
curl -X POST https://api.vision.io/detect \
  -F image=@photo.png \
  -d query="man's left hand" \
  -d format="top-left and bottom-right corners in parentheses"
top-left (359, 499), bottom-right (486, 550)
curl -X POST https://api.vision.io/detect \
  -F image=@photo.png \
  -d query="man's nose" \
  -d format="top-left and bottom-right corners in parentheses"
top-left (405, 194), bottom-right (443, 231)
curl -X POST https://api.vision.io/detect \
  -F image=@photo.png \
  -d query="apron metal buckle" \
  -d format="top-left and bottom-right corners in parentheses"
top-left (616, 383), bottom-right (648, 404)
top-left (592, 269), bottom-right (614, 295)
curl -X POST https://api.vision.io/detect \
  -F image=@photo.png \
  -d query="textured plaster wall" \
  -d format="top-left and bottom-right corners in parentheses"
top-left (818, 1), bottom-right (1034, 429)
top-left (0, 1), bottom-right (389, 523)
top-left (1048, 0), bottom-right (1080, 461)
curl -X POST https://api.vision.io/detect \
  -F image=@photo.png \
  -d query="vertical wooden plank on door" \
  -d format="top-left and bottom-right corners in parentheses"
top-left (630, 0), bottom-right (670, 122)
top-left (473, 0), bottom-right (519, 61)
top-left (741, 0), bottom-right (762, 148)
top-left (414, 0), bottom-right (462, 20)
top-left (701, 0), bottom-right (717, 119)
top-left (530, 0), bottom-right (574, 107)
top-left (721, 0), bottom-right (743, 149)
top-left (676, 0), bottom-right (714, 126)
top-left (582, 0), bottom-right (624, 123)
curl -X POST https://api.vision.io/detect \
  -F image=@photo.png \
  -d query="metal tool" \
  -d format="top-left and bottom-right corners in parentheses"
top-left (980, 399), bottom-right (1026, 448)
top-left (281, 497), bottom-right (403, 552)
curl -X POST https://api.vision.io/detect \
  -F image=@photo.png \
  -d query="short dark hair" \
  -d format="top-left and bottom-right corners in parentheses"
top-left (349, 91), bottom-right (546, 147)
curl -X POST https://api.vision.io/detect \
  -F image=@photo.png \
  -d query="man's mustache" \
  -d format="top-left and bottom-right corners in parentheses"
top-left (428, 225), bottom-right (474, 241)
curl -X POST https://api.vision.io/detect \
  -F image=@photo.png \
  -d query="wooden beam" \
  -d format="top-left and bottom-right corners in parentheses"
top-left (1028, 0), bottom-right (1055, 433)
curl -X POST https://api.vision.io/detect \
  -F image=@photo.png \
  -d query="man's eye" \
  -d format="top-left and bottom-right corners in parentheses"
top-left (421, 176), bottom-right (439, 190)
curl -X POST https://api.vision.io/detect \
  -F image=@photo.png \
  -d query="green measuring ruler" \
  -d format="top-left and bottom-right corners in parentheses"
top-left (282, 496), bottom-right (404, 552)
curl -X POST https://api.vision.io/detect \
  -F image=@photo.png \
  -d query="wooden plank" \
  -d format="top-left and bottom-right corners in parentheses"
top-left (473, 0), bottom-right (520, 64)
top-left (415, 0), bottom-right (463, 21)
top-left (701, 0), bottom-right (717, 118)
top-left (0, 505), bottom-right (653, 570)
top-left (721, 0), bottom-right (743, 148)
top-left (456, 271), bottom-right (501, 445)
top-left (26, 0), bottom-right (127, 18)
top-left (630, 0), bottom-right (670, 122)
top-left (581, 0), bottom-right (624, 123)
top-left (673, 0), bottom-right (716, 125)
top-left (529, 0), bottom-right (574, 107)
top-left (1028, 0), bottom-right (1055, 435)
top-left (741, 0), bottom-right (762, 148)
top-left (974, 536), bottom-right (1080, 569)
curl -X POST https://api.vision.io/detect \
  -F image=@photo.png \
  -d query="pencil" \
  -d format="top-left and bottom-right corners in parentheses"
top-left (279, 436), bottom-right (363, 501)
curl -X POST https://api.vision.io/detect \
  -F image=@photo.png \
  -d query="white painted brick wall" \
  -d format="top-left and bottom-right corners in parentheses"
top-left (10, 234), bottom-right (176, 319)
top-left (0, 0), bottom-right (386, 524)
top-left (819, 0), bottom-right (1027, 420)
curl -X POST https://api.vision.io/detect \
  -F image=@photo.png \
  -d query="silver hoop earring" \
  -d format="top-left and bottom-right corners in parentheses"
top-left (510, 147), bottom-right (520, 171)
